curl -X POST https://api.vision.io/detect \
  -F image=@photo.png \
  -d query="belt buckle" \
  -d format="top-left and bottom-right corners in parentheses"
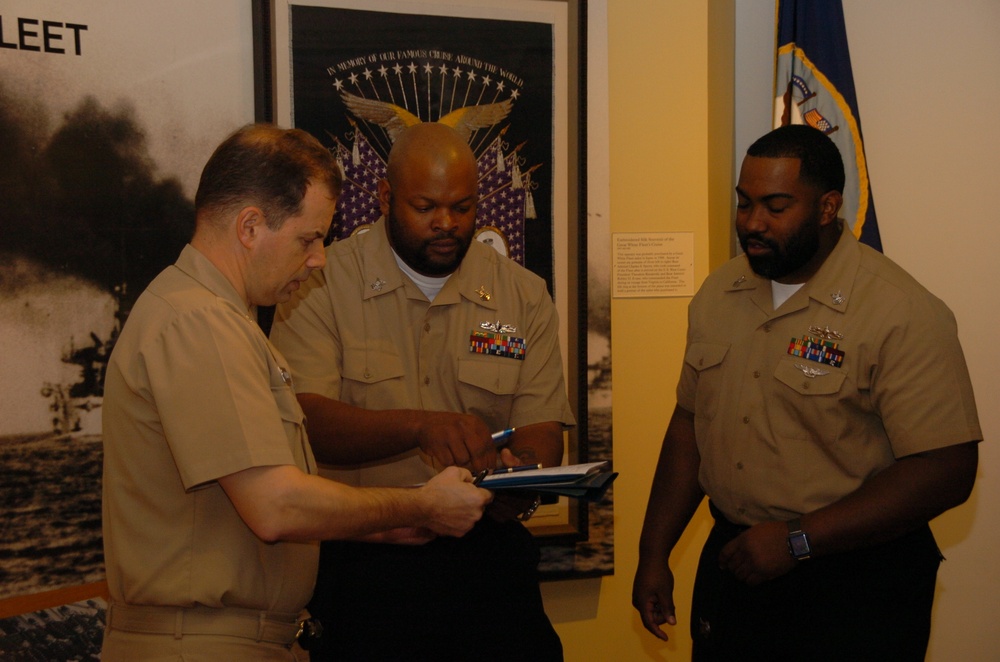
top-left (296, 618), bottom-right (323, 651)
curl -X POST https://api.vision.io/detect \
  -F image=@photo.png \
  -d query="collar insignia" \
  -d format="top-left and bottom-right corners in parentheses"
top-left (370, 278), bottom-right (386, 292)
top-left (476, 285), bottom-right (492, 301)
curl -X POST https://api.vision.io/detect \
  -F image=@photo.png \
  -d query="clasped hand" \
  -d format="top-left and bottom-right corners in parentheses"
top-left (416, 411), bottom-right (496, 473)
top-left (717, 520), bottom-right (797, 586)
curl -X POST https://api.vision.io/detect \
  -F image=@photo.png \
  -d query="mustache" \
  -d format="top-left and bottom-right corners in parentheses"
top-left (424, 231), bottom-right (461, 245)
top-left (742, 232), bottom-right (778, 251)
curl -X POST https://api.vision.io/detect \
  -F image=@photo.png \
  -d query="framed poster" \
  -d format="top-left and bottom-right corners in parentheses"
top-left (264, 0), bottom-right (612, 577)
top-left (0, 0), bottom-right (267, 652)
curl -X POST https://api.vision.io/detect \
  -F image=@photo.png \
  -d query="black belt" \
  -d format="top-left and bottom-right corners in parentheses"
top-left (708, 501), bottom-right (750, 541)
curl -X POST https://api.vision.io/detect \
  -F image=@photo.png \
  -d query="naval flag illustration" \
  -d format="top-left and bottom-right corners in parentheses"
top-left (774, 0), bottom-right (882, 251)
top-left (325, 58), bottom-right (539, 266)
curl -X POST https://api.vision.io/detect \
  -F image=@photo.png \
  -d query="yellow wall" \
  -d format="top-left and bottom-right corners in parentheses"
top-left (543, 2), bottom-right (731, 659)
top-left (545, 2), bottom-right (1000, 660)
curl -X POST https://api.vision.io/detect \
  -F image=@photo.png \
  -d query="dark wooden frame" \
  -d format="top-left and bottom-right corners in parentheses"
top-left (258, 0), bottom-right (611, 577)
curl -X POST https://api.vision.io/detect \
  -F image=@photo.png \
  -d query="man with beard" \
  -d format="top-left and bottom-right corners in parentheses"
top-left (632, 125), bottom-right (981, 660)
top-left (270, 122), bottom-right (574, 661)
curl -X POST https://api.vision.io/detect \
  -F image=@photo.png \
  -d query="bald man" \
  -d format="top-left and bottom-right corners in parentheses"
top-left (271, 123), bottom-right (575, 660)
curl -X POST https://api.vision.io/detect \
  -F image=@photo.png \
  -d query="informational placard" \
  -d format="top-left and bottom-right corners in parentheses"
top-left (612, 232), bottom-right (694, 298)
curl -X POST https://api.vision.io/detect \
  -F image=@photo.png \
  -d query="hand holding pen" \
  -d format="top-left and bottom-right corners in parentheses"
top-left (471, 428), bottom-right (540, 486)
top-left (472, 462), bottom-right (543, 485)
top-left (491, 427), bottom-right (516, 445)
top-left (413, 411), bottom-right (497, 474)
top-left (474, 438), bottom-right (546, 522)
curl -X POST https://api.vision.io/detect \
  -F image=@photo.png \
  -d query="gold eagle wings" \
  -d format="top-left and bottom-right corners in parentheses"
top-left (339, 90), bottom-right (513, 142)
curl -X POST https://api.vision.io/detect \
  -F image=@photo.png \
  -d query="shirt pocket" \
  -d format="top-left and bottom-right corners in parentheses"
top-left (684, 342), bottom-right (730, 421)
top-left (773, 359), bottom-right (847, 396)
top-left (269, 364), bottom-right (303, 424)
top-left (457, 357), bottom-right (521, 394)
top-left (456, 357), bottom-right (520, 424)
top-left (771, 358), bottom-right (848, 441)
top-left (340, 349), bottom-right (407, 410)
top-left (342, 350), bottom-right (406, 383)
top-left (269, 362), bottom-right (313, 472)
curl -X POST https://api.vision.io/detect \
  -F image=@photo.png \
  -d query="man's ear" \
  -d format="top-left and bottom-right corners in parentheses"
top-left (377, 179), bottom-right (391, 216)
top-left (236, 206), bottom-right (264, 248)
top-left (819, 190), bottom-right (843, 226)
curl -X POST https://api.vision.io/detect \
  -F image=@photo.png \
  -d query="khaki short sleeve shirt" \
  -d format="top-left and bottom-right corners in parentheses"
top-left (271, 219), bottom-right (575, 486)
top-left (102, 245), bottom-right (318, 612)
top-left (678, 224), bottom-right (981, 525)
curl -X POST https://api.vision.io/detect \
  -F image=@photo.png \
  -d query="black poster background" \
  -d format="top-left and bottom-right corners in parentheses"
top-left (275, 1), bottom-right (612, 580)
top-left (288, 5), bottom-right (556, 293)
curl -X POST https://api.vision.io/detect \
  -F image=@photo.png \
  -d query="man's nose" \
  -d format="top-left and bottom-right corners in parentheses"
top-left (431, 209), bottom-right (457, 233)
top-left (306, 244), bottom-right (326, 269)
top-left (742, 205), bottom-right (767, 233)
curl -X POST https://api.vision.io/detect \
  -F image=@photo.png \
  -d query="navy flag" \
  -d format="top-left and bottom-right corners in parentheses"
top-left (774, 0), bottom-right (882, 251)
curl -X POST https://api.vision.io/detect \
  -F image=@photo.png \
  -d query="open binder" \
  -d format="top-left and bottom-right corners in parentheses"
top-left (479, 461), bottom-right (617, 502)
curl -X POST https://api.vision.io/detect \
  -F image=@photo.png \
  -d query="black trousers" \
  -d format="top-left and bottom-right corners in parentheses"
top-left (691, 503), bottom-right (943, 662)
top-left (306, 516), bottom-right (562, 662)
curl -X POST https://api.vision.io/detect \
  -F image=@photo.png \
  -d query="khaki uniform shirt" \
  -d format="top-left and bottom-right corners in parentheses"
top-left (102, 245), bottom-right (318, 612)
top-left (271, 219), bottom-right (575, 486)
top-left (678, 223), bottom-right (981, 526)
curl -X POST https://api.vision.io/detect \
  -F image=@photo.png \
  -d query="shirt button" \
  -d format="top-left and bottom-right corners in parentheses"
top-left (753, 370), bottom-right (761, 378)
top-left (423, 376), bottom-right (430, 386)
top-left (736, 462), bottom-right (744, 470)
top-left (423, 322), bottom-right (430, 332)
top-left (802, 382), bottom-right (810, 390)
top-left (363, 370), bottom-right (371, 379)
top-left (763, 323), bottom-right (772, 333)
top-left (742, 415), bottom-right (750, 424)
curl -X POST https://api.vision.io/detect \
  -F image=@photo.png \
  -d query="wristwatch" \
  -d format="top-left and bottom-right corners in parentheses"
top-left (786, 518), bottom-right (812, 560)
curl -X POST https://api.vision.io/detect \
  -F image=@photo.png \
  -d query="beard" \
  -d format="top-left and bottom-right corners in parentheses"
top-left (738, 219), bottom-right (821, 281)
top-left (385, 204), bottom-right (474, 276)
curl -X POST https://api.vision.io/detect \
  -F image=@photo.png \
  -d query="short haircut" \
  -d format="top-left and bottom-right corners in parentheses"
top-left (746, 124), bottom-right (845, 194)
top-left (194, 123), bottom-right (342, 229)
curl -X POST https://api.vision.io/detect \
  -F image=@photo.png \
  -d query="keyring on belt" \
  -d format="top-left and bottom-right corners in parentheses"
top-left (518, 495), bottom-right (542, 521)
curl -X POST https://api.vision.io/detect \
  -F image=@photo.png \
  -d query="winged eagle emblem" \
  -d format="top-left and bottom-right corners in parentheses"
top-left (339, 91), bottom-right (513, 143)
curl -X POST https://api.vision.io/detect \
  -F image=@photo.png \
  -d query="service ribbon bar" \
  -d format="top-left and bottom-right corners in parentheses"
top-left (788, 336), bottom-right (844, 368)
top-left (469, 331), bottom-right (526, 360)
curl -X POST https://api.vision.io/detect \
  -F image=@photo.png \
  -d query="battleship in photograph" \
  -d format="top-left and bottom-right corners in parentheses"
top-left (0, 285), bottom-right (125, 602)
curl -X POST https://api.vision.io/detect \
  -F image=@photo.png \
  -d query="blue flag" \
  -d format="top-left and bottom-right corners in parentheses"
top-left (773, 0), bottom-right (882, 251)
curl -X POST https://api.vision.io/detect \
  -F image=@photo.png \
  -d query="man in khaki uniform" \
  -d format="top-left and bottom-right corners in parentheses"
top-left (633, 125), bottom-right (981, 660)
top-left (101, 124), bottom-right (491, 661)
top-left (271, 123), bottom-right (574, 660)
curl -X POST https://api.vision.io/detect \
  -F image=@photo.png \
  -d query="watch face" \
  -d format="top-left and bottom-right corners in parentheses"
top-left (789, 532), bottom-right (811, 557)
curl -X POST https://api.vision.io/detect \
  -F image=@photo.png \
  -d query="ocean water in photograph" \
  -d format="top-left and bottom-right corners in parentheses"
top-left (0, 433), bottom-right (105, 600)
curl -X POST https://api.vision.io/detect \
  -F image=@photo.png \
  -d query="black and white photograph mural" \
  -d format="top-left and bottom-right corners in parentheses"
top-left (1, 9), bottom-right (610, 656)
top-left (0, 3), bottom-right (258, 646)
